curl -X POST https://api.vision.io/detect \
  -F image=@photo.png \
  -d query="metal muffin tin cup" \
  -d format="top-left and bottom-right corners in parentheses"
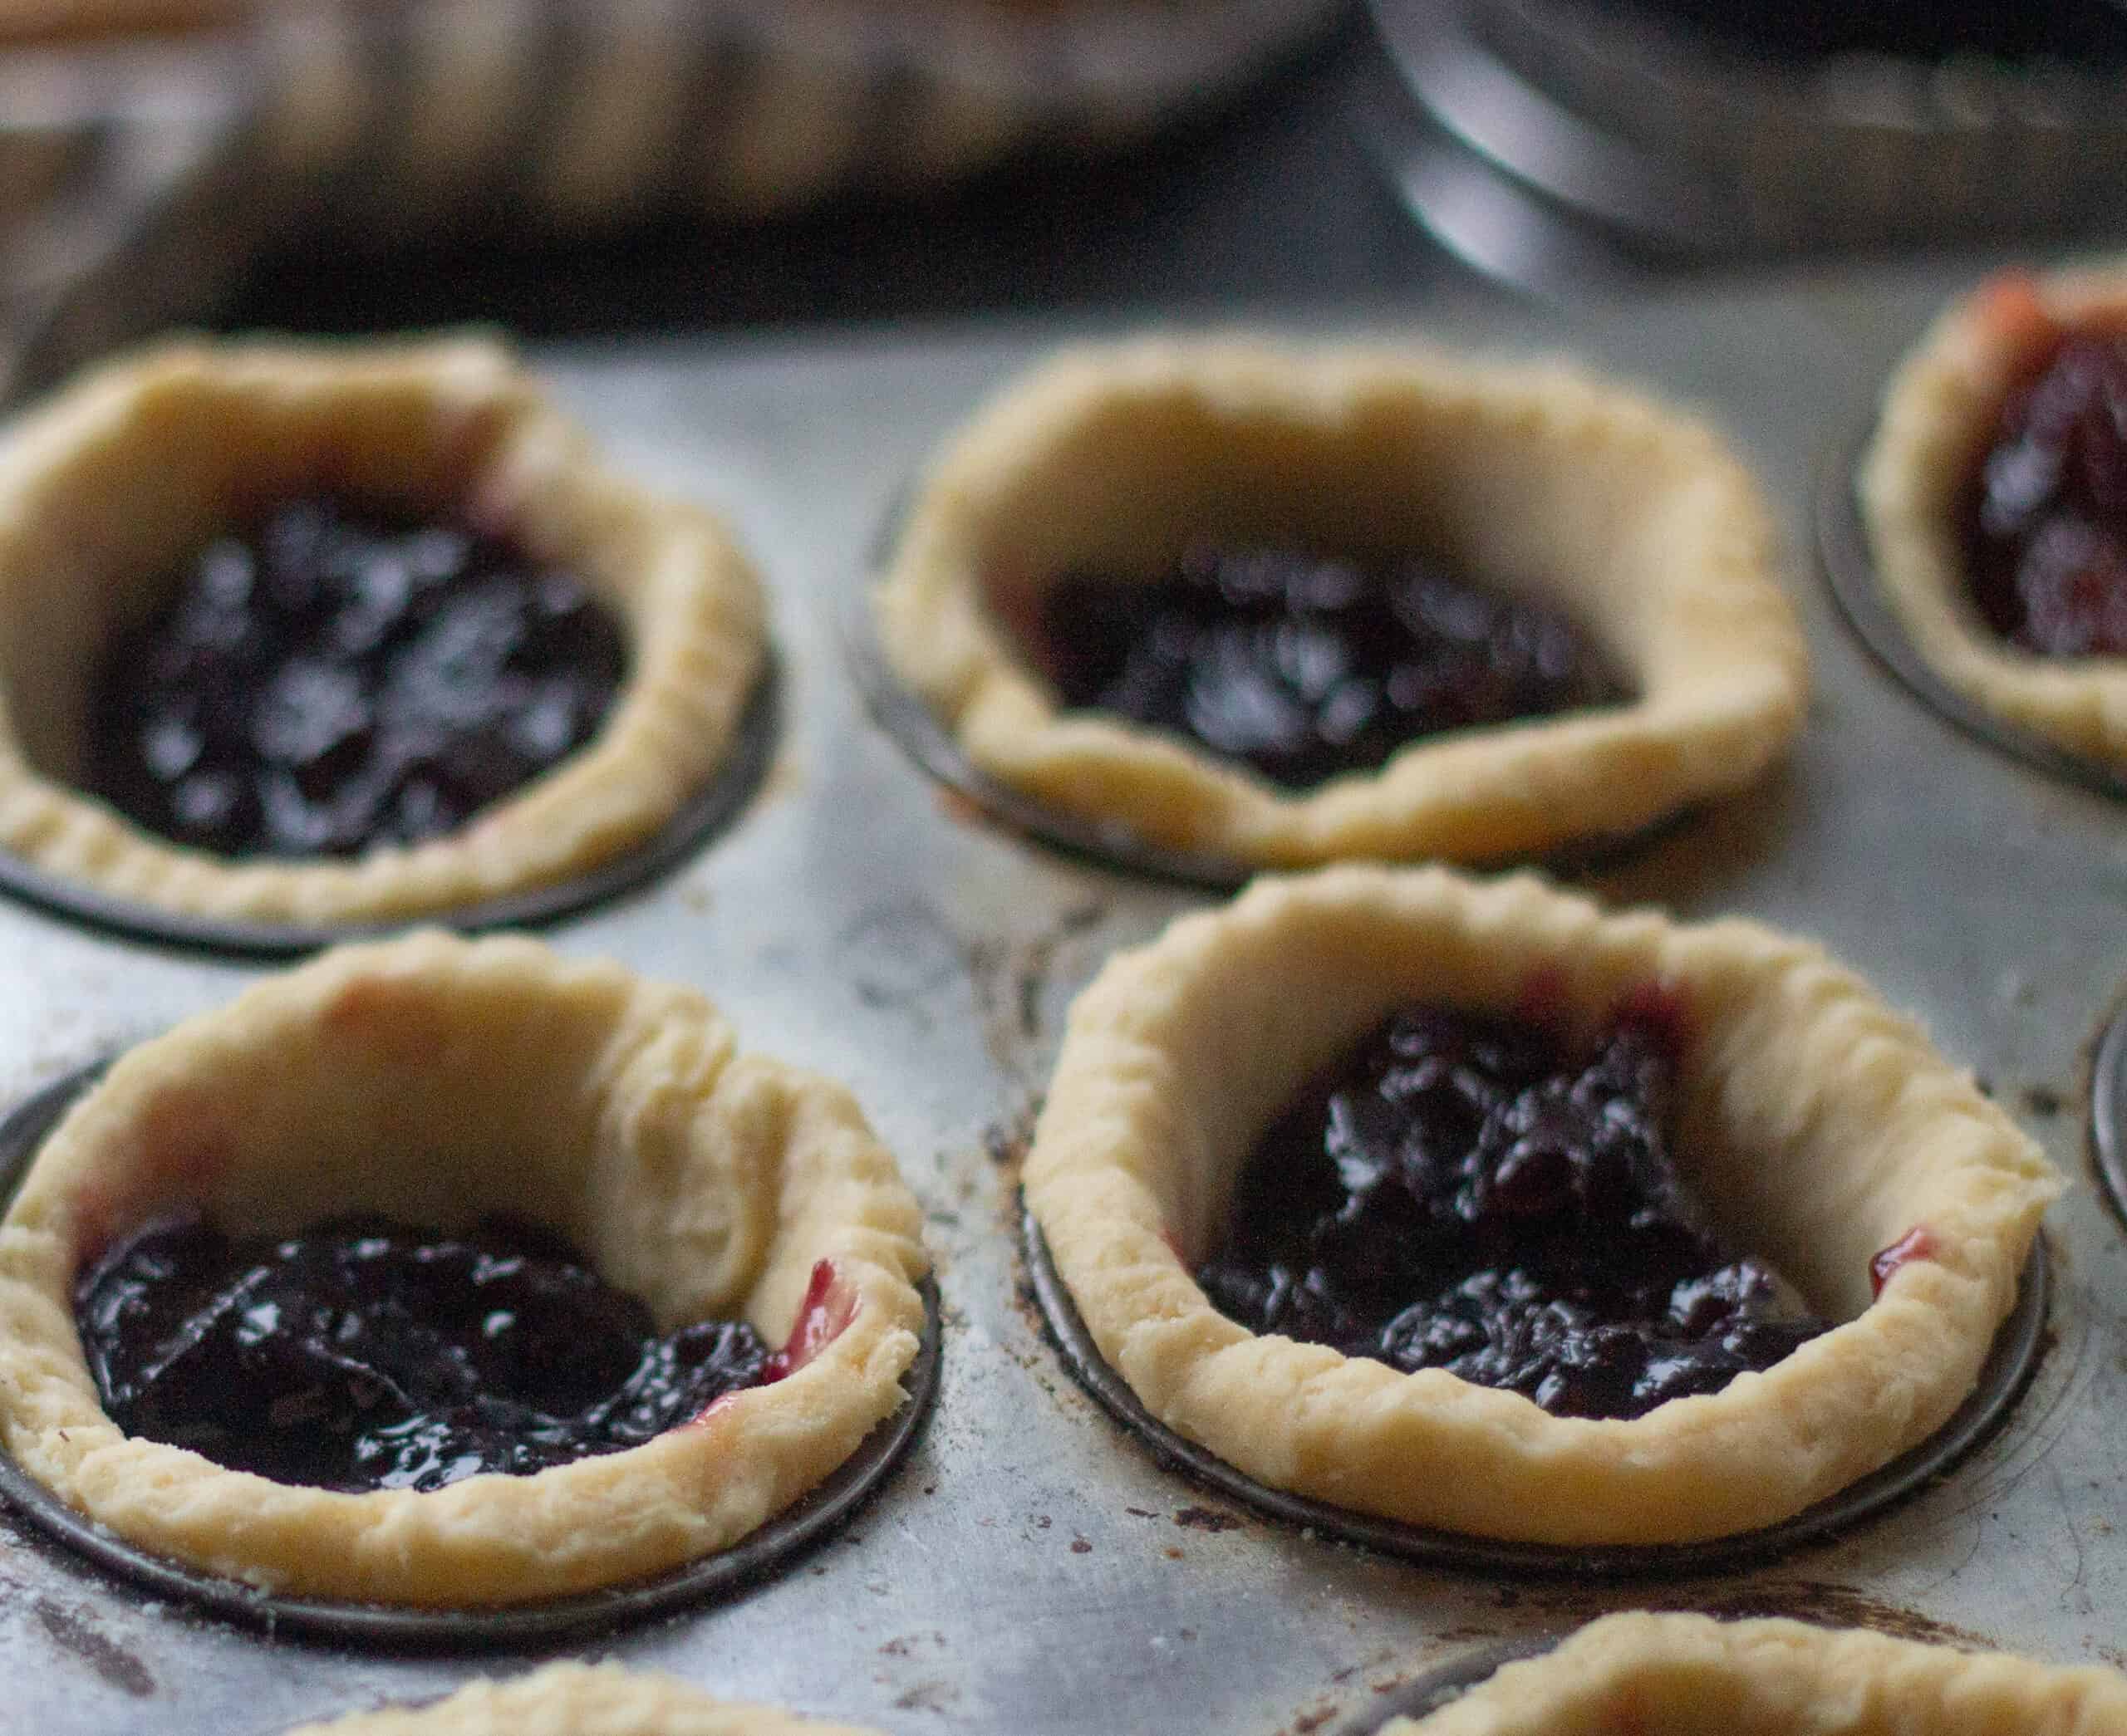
top-left (0, 1057), bottom-right (941, 1650)
top-left (1815, 433), bottom-right (2127, 802)
top-left (0, 658), bottom-right (781, 959)
top-left (2085, 989), bottom-right (2127, 1230)
top-left (1023, 1204), bottom-right (2051, 1579)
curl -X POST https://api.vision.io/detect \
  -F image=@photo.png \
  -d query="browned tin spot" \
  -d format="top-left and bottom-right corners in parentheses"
top-left (1174, 1504), bottom-right (1245, 1533)
top-left (1688, 1582), bottom-right (1993, 1650)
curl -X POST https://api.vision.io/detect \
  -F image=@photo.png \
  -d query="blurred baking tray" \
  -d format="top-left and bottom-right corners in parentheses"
top-left (0, 264), bottom-right (2120, 1734)
top-left (1364, 0), bottom-right (2127, 276)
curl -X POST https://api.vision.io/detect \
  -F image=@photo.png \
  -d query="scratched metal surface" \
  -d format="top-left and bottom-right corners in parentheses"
top-left (1, 263), bottom-right (2124, 1735)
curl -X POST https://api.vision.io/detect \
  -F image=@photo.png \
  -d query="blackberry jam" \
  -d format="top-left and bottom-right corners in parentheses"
top-left (76, 1213), bottom-right (776, 1493)
top-left (1194, 1002), bottom-right (1832, 1420)
top-left (1034, 547), bottom-right (1626, 791)
top-left (1962, 332), bottom-right (2127, 658)
top-left (85, 496), bottom-right (628, 859)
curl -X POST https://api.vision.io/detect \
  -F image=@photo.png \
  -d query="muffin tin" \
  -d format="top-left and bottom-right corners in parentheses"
top-left (0, 265), bottom-right (2123, 1733)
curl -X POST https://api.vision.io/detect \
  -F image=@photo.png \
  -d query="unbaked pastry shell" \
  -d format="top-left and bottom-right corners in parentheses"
top-left (1022, 865), bottom-right (2057, 1547)
top-left (0, 337), bottom-right (766, 925)
top-left (1385, 1611), bottom-right (2127, 1735)
top-left (874, 338), bottom-right (1807, 867)
top-left (1860, 264), bottom-right (2127, 763)
top-left (286, 1661), bottom-right (885, 1736)
top-left (0, 930), bottom-right (930, 1606)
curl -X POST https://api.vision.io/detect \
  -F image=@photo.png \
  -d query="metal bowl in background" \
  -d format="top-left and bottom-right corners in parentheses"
top-left (1363, 0), bottom-right (2127, 292)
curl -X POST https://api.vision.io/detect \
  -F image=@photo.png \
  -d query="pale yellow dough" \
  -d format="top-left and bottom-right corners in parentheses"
top-left (287, 1661), bottom-right (885, 1736)
top-left (1022, 866), bottom-right (2058, 1546)
top-left (873, 338), bottom-right (1807, 867)
top-left (0, 931), bottom-right (930, 1606)
top-left (0, 337), bottom-right (766, 925)
top-left (1386, 1612), bottom-right (2127, 1735)
top-left (1861, 262), bottom-right (2127, 763)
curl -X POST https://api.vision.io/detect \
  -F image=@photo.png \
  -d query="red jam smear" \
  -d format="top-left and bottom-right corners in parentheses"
top-left (1960, 307), bottom-right (2127, 657)
top-left (763, 1258), bottom-right (857, 1383)
top-left (697, 1259), bottom-right (855, 1422)
top-left (1869, 1226), bottom-right (1937, 1298)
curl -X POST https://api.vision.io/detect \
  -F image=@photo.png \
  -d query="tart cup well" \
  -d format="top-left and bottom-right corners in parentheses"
top-left (1371, 1612), bottom-right (2127, 1736)
top-left (1022, 866), bottom-right (2060, 1547)
top-left (872, 337), bottom-right (1807, 869)
top-left (1859, 264), bottom-right (2127, 767)
top-left (0, 931), bottom-right (930, 1608)
top-left (286, 1661), bottom-right (886, 1736)
top-left (0, 336), bottom-right (768, 929)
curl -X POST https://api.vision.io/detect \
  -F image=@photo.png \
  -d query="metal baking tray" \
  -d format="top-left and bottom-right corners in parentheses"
top-left (2, 262), bottom-right (2125, 1734)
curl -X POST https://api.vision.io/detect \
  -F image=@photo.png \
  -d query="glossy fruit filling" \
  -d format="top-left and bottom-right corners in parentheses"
top-left (1034, 547), bottom-right (1626, 791)
top-left (85, 495), bottom-right (627, 859)
top-left (75, 1213), bottom-right (783, 1492)
top-left (1194, 1001), bottom-right (1833, 1420)
top-left (1962, 331), bottom-right (2127, 657)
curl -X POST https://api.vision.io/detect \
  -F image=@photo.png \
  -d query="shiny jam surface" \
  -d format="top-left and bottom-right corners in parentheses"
top-left (1034, 548), bottom-right (1626, 791)
top-left (1194, 1002), bottom-right (1832, 1420)
top-left (1962, 332), bottom-right (2127, 658)
top-left (76, 1214), bottom-right (775, 1492)
top-left (85, 496), bottom-right (627, 859)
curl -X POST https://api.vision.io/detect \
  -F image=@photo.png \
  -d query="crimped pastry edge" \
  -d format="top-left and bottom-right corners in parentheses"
top-left (0, 336), bottom-right (767, 925)
top-left (1386, 1612), bottom-right (2127, 1735)
top-left (1860, 262), bottom-right (2127, 763)
top-left (873, 336), bottom-right (1808, 867)
top-left (1022, 865), bottom-right (2059, 1547)
top-left (285, 1660), bottom-right (887, 1736)
top-left (0, 930), bottom-right (930, 1606)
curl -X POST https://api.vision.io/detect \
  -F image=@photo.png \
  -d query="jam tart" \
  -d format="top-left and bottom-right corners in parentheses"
top-left (1862, 263), bottom-right (2127, 763)
top-left (873, 337), bottom-right (1807, 867)
top-left (0, 337), bottom-right (765, 926)
top-left (1385, 1611), bottom-right (2127, 1735)
top-left (0, 931), bottom-right (929, 1606)
top-left (1022, 865), bottom-right (2057, 1546)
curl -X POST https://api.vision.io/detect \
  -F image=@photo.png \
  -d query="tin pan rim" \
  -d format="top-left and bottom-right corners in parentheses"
top-left (1022, 1202), bottom-right (2049, 1580)
top-left (0, 1059), bottom-right (941, 1651)
top-left (1333, 1634), bottom-right (1563, 1736)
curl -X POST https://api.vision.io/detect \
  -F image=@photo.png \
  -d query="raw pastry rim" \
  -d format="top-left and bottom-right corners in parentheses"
top-left (1381, 1611), bottom-right (2127, 1734)
top-left (283, 1660), bottom-right (887, 1736)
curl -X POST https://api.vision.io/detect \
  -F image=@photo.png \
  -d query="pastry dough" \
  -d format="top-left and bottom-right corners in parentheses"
top-left (0, 337), bottom-right (766, 924)
top-left (1385, 1611), bottom-right (2127, 1734)
top-left (0, 931), bottom-right (930, 1606)
top-left (1023, 865), bottom-right (2057, 1546)
top-left (874, 338), bottom-right (1807, 866)
top-left (1860, 263), bottom-right (2127, 763)
top-left (287, 1662), bottom-right (885, 1736)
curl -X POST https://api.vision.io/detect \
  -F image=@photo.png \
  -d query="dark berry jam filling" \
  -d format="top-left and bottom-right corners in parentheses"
top-left (76, 1213), bottom-right (775, 1492)
top-left (1033, 548), bottom-right (1627, 791)
top-left (1194, 1002), bottom-right (1832, 1420)
top-left (1962, 331), bottom-right (2127, 658)
top-left (84, 496), bottom-right (627, 860)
